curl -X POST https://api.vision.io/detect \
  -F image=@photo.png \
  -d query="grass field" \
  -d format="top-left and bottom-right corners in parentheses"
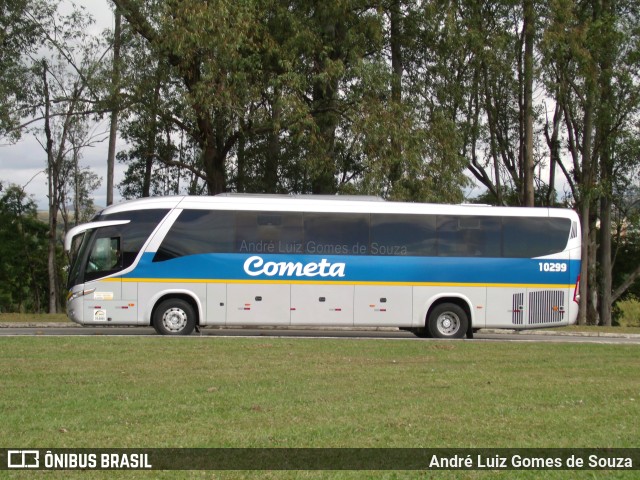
top-left (1, 335), bottom-right (639, 479)
top-left (0, 313), bottom-right (69, 323)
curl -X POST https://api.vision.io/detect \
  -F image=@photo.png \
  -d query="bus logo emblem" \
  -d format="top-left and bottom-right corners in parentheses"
top-left (243, 256), bottom-right (346, 278)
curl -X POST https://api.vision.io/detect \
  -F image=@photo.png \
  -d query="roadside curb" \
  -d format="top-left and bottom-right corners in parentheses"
top-left (480, 328), bottom-right (640, 339)
top-left (0, 323), bottom-right (79, 328)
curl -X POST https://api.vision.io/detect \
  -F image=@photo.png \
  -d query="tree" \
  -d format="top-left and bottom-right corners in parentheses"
top-left (26, 4), bottom-right (108, 313)
top-left (106, 8), bottom-right (122, 206)
top-left (0, 184), bottom-right (48, 313)
top-left (402, 0), bottom-right (539, 206)
top-left (541, 0), bottom-right (640, 324)
top-left (60, 121), bottom-right (102, 229)
top-left (611, 183), bottom-right (640, 306)
top-left (0, 0), bottom-right (55, 142)
top-left (112, 0), bottom-right (263, 194)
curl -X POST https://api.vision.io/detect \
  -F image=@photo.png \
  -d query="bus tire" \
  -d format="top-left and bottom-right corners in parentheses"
top-left (427, 303), bottom-right (468, 339)
top-left (153, 298), bottom-right (196, 335)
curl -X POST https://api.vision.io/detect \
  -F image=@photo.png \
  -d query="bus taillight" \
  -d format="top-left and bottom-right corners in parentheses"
top-left (573, 275), bottom-right (581, 303)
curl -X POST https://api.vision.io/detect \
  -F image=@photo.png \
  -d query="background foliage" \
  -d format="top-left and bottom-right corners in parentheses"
top-left (0, 0), bottom-right (638, 324)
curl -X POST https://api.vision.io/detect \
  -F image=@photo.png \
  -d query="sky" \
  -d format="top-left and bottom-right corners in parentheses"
top-left (0, 0), bottom-right (120, 211)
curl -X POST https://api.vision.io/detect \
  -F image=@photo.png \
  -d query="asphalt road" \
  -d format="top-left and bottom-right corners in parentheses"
top-left (1, 325), bottom-right (639, 344)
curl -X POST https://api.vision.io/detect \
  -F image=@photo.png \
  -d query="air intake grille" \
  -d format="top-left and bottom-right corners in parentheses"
top-left (529, 290), bottom-right (565, 325)
top-left (512, 293), bottom-right (524, 325)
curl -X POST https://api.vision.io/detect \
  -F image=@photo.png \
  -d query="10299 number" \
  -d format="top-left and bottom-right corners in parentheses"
top-left (538, 262), bottom-right (567, 273)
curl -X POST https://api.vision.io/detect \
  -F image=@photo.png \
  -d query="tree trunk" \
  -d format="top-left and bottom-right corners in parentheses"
top-left (390, 1), bottom-right (403, 104)
top-left (599, 194), bottom-right (612, 325)
top-left (587, 214), bottom-right (600, 325)
top-left (143, 75), bottom-right (161, 197)
top-left (106, 9), bottom-right (121, 206)
top-left (612, 264), bottom-right (640, 302)
top-left (265, 88), bottom-right (281, 192)
top-left (42, 61), bottom-right (59, 314)
top-left (544, 101), bottom-right (561, 206)
top-left (577, 74), bottom-right (596, 325)
top-left (578, 200), bottom-right (589, 325)
top-left (236, 128), bottom-right (246, 193)
top-left (522, 0), bottom-right (535, 207)
top-left (388, 0), bottom-right (403, 190)
top-left (202, 139), bottom-right (227, 194)
top-left (596, 0), bottom-right (614, 326)
top-left (309, 5), bottom-right (343, 195)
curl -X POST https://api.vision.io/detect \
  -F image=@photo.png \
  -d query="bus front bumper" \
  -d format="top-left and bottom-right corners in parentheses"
top-left (66, 288), bottom-right (95, 324)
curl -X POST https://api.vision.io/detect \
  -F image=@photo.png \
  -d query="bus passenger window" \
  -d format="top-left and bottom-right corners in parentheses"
top-left (503, 217), bottom-right (571, 258)
top-left (304, 213), bottom-right (369, 255)
top-left (154, 210), bottom-right (235, 261)
top-left (236, 212), bottom-right (303, 254)
top-left (370, 214), bottom-right (436, 256)
top-left (437, 216), bottom-right (501, 257)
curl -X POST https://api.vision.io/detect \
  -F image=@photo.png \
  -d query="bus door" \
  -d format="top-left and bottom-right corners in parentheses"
top-left (81, 234), bottom-right (138, 325)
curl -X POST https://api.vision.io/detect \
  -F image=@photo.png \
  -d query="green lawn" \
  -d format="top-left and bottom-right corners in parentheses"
top-left (0, 336), bottom-right (638, 479)
top-left (0, 313), bottom-right (69, 323)
top-left (535, 325), bottom-right (640, 335)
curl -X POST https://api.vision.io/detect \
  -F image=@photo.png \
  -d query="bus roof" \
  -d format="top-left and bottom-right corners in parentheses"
top-left (94, 194), bottom-right (578, 221)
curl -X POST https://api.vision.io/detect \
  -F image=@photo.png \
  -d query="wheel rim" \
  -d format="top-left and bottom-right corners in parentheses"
top-left (162, 307), bottom-right (188, 333)
top-left (435, 311), bottom-right (460, 336)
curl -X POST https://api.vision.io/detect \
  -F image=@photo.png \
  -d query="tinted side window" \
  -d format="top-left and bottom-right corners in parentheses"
top-left (370, 214), bottom-right (436, 256)
top-left (236, 212), bottom-right (303, 254)
top-left (437, 216), bottom-right (502, 257)
top-left (304, 213), bottom-right (369, 255)
top-left (100, 209), bottom-right (169, 267)
top-left (154, 210), bottom-right (234, 261)
top-left (503, 217), bottom-right (571, 258)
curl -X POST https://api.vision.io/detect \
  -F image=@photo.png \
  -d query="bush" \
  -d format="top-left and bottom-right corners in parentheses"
top-left (614, 297), bottom-right (640, 327)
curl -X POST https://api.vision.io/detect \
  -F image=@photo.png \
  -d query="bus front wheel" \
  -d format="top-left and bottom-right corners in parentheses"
top-left (153, 299), bottom-right (196, 335)
top-left (427, 303), bottom-right (468, 339)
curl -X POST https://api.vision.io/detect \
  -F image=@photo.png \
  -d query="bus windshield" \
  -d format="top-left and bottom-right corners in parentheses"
top-left (67, 230), bottom-right (93, 289)
top-left (66, 209), bottom-right (170, 289)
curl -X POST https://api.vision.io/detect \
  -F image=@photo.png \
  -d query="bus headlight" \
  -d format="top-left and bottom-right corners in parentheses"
top-left (67, 288), bottom-right (96, 303)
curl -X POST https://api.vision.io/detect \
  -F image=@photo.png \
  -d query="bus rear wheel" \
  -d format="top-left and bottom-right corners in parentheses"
top-left (427, 303), bottom-right (468, 339)
top-left (153, 299), bottom-right (196, 335)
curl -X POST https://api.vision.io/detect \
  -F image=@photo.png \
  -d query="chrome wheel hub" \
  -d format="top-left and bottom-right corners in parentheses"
top-left (162, 308), bottom-right (188, 332)
top-left (437, 312), bottom-right (460, 336)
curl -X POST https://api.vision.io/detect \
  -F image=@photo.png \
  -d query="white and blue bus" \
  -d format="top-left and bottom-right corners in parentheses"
top-left (64, 195), bottom-right (581, 338)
